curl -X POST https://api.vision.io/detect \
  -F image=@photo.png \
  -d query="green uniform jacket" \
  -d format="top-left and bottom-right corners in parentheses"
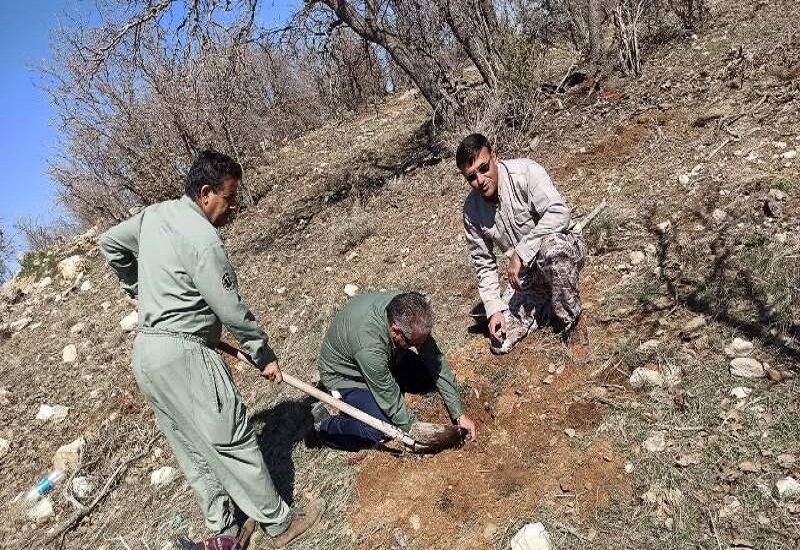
top-left (99, 195), bottom-right (277, 366)
top-left (318, 291), bottom-right (464, 431)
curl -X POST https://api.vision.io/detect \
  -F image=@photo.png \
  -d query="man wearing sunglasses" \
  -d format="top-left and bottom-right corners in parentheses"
top-left (314, 291), bottom-right (477, 450)
top-left (458, 133), bottom-right (590, 362)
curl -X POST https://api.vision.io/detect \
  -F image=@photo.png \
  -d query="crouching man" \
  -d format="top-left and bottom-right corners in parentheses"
top-left (314, 291), bottom-right (477, 450)
top-left (458, 133), bottom-right (591, 362)
top-left (100, 150), bottom-right (322, 548)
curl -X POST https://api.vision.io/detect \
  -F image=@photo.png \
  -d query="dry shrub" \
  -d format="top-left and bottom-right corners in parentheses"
top-left (0, 223), bottom-right (13, 283)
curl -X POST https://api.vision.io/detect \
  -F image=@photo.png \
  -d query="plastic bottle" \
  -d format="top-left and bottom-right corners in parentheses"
top-left (24, 469), bottom-right (64, 506)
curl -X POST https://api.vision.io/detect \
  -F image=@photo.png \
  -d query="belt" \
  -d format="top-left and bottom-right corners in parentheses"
top-left (136, 326), bottom-right (211, 347)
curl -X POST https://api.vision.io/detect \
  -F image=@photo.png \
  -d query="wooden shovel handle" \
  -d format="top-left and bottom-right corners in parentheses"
top-left (216, 341), bottom-right (417, 449)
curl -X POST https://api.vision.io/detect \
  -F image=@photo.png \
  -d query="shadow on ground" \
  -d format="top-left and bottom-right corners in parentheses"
top-left (250, 397), bottom-right (316, 505)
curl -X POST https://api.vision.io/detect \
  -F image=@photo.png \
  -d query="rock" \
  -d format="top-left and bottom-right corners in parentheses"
top-left (712, 209), bottom-right (728, 224)
top-left (675, 454), bottom-right (701, 467)
top-left (777, 454), bottom-right (796, 469)
top-left (637, 339), bottom-right (660, 353)
top-left (408, 514), bottom-right (421, 531)
top-left (79, 280), bottom-right (93, 292)
top-left (730, 358), bottom-right (764, 379)
top-left (739, 461), bottom-right (760, 473)
top-left (625, 462), bottom-right (635, 474)
top-left (343, 284), bottom-right (359, 297)
top-left (510, 522), bottom-right (551, 550)
top-left (630, 251), bottom-right (646, 265)
top-left (62, 344), bottom-right (78, 363)
top-left (57, 255), bottom-right (86, 281)
top-left (150, 466), bottom-right (178, 487)
top-left (54, 438), bottom-right (86, 471)
top-left (765, 365), bottom-right (783, 382)
top-left (776, 477), bottom-right (800, 500)
top-left (26, 497), bottom-right (54, 522)
top-left (10, 317), bottom-right (32, 331)
top-left (730, 387), bottom-right (752, 399)
top-left (120, 310), bottom-right (138, 332)
top-left (768, 188), bottom-right (788, 202)
top-left (642, 432), bottom-right (667, 453)
top-left (36, 276), bottom-right (53, 289)
top-left (289, 325), bottom-right (299, 335)
top-left (643, 431), bottom-right (667, 453)
top-left (724, 337), bottom-right (753, 358)
top-left (718, 496), bottom-right (742, 519)
top-left (680, 316), bottom-right (706, 338)
top-left (71, 476), bottom-right (94, 499)
top-left (101, 301), bottom-right (111, 311)
top-left (36, 404), bottom-right (55, 421)
top-left (482, 523), bottom-right (499, 541)
top-left (781, 150), bottom-right (798, 160)
top-left (69, 322), bottom-right (86, 335)
top-left (630, 367), bottom-right (664, 389)
top-left (678, 174), bottom-right (691, 185)
top-left (542, 375), bottom-right (554, 385)
top-left (51, 405), bottom-right (69, 423)
top-left (564, 428), bottom-right (576, 438)
top-left (1, 285), bottom-right (23, 304)
top-left (0, 437), bottom-right (9, 459)
top-left (764, 197), bottom-right (783, 218)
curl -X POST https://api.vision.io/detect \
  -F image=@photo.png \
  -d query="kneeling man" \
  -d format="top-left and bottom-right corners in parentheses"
top-left (315, 291), bottom-right (476, 450)
top-left (458, 133), bottom-right (590, 361)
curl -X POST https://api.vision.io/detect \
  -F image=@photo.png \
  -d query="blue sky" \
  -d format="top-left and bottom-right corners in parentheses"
top-left (0, 0), bottom-right (299, 260)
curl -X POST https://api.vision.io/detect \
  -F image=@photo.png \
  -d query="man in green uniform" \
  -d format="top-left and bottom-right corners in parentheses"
top-left (315, 291), bottom-right (477, 450)
top-left (100, 150), bottom-right (322, 548)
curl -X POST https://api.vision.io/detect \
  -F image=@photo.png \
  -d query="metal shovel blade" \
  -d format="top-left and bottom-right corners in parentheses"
top-left (409, 422), bottom-right (468, 453)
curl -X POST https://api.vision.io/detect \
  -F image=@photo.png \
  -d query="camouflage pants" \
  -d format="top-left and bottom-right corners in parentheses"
top-left (491, 232), bottom-right (587, 354)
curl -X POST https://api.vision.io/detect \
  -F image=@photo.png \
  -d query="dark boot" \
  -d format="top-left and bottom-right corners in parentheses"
top-left (565, 313), bottom-right (592, 365)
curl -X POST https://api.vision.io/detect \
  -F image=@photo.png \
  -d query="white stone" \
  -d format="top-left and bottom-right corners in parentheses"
top-left (36, 404), bottom-right (55, 421)
top-left (57, 255), bottom-right (86, 281)
top-left (409, 514), bottom-right (421, 531)
top-left (0, 437), bottom-right (9, 458)
top-left (10, 317), bottom-right (32, 331)
top-left (101, 301), bottom-right (111, 311)
top-left (730, 387), bottom-right (752, 400)
top-left (730, 357), bottom-right (764, 379)
top-left (776, 477), bottom-right (800, 500)
top-left (120, 310), bottom-right (138, 332)
top-left (26, 497), bottom-right (54, 522)
top-left (678, 174), bottom-right (691, 185)
top-left (625, 462), bottom-right (635, 474)
top-left (781, 150), bottom-right (798, 160)
top-left (62, 344), bottom-right (78, 363)
top-left (289, 325), bottom-right (299, 334)
top-left (36, 276), bottom-right (53, 289)
top-left (343, 284), bottom-right (359, 297)
top-left (630, 367), bottom-right (664, 389)
top-left (719, 496), bottom-right (742, 519)
top-left (712, 209), bottom-right (728, 223)
top-left (71, 476), bottom-right (94, 499)
top-left (53, 438), bottom-right (86, 471)
top-left (564, 428), bottom-right (577, 438)
top-left (79, 280), bottom-right (93, 292)
top-left (274, 287), bottom-right (287, 295)
top-left (768, 188), bottom-right (788, 201)
top-left (510, 522), bottom-right (551, 550)
top-left (150, 466), bottom-right (178, 487)
top-left (69, 322), bottom-right (86, 335)
top-left (629, 251), bottom-right (646, 265)
top-left (656, 221), bottom-right (672, 234)
top-left (681, 316), bottom-right (706, 335)
top-left (724, 337), bottom-right (754, 358)
top-left (51, 405), bottom-right (69, 423)
top-left (643, 431), bottom-right (667, 453)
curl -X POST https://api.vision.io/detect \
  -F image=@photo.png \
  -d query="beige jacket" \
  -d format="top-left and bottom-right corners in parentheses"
top-left (463, 158), bottom-right (571, 318)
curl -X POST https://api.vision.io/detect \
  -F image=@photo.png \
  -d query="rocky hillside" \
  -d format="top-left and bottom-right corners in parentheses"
top-left (1, 1), bottom-right (799, 548)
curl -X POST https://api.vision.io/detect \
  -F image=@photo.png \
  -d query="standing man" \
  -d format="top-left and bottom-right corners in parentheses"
top-left (314, 291), bottom-right (477, 451)
top-left (100, 150), bottom-right (322, 548)
top-left (458, 133), bottom-right (591, 362)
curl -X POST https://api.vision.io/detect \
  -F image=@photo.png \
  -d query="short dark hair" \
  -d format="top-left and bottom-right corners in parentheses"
top-left (456, 133), bottom-right (492, 170)
top-left (185, 150), bottom-right (242, 199)
top-left (387, 292), bottom-right (434, 337)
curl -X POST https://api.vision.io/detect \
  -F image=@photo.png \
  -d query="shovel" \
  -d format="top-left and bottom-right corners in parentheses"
top-left (216, 342), bottom-right (466, 454)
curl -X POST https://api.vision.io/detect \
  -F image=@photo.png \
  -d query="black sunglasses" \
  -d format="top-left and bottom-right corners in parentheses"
top-left (465, 161), bottom-right (491, 182)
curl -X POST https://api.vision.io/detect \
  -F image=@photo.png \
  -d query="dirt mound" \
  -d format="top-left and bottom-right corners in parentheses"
top-left (351, 336), bottom-right (628, 549)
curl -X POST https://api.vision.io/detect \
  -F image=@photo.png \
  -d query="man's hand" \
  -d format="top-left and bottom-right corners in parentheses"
top-left (261, 360), bottom-right (283, 384)
top-left (507, 251), bottom-right (523, 291)
top-left (488, 311), bottom-right (507, 342)
top-left (457, 414), bottom-right (477, 441)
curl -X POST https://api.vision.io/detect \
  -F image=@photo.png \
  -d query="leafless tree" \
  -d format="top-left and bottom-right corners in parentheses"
top-left (0, 222), bottom-right (13, 283)
top-left (613, 0), bottom-right (645, 76)
top-left (13, 216), bottom-right (76, 252)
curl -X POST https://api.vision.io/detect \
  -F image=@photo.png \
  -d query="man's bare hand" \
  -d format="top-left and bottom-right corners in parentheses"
top-left (261, 361), bottom-right (283, 384)
top-left (488, 311), bottom-right (507, 342)
top-left (507, 251), bottom-right (522, 291)
top-left (457, 414), bottom-right (477, 441)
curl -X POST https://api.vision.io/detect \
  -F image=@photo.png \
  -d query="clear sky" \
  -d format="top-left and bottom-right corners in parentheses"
top-left (0, 0), bottom-right (299, 261)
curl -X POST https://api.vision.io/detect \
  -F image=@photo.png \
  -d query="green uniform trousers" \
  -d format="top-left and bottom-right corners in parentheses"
top-left (132, 331), bottom-right (292, 536)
